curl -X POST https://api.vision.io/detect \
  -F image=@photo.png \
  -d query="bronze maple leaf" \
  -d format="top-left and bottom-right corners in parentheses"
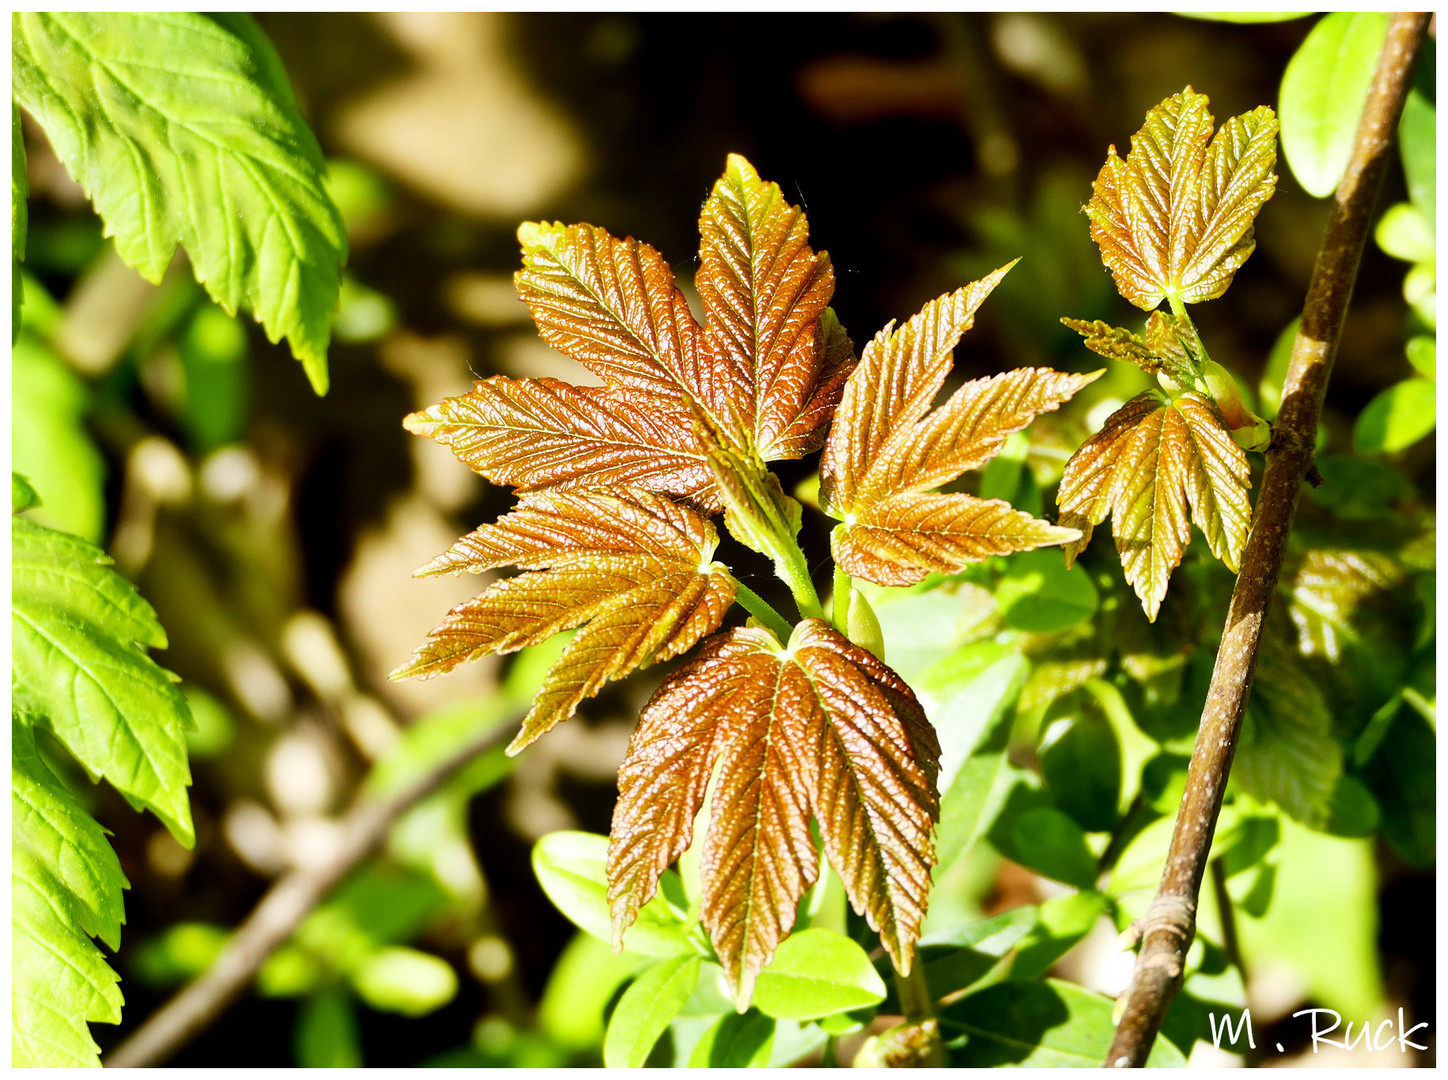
top-left (607, 620), bottom-right (940, 1004)
top-left (819, 265), bottom-right (1101, 586)
top-left (404, 156), bottom-right (856, 514)
top-left (391, 488), bottom-right (735, 753)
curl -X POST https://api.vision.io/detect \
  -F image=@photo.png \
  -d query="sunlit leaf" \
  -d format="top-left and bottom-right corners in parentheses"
top-left (13, 13), bottom-right (347, 392)
top-left (1353, 378), bottom-right (1436, 454)
top-left (12, 512), bottom-right (194, 843)
top-left (698, 154), bottom-right (853, 458)
top-left (820, 270), bottom-right (1095, 584)
top-left (750, 929), bottom-right (886, 1021)
top-left (1087, 87), bottom-right (1278, 309)
top-left (1058, 390), bottom-right (1251, 619)
top-left (393, 489), bottom-right (734, 753)
top-left (609, 620), bottom-right (939, 1004)
top-left (405, 376), bottom-right (719, 513)
top-left (603, 956), bottom-right (702, 1068)
top-left (12, 720), bottom-right (127, 1068)
top-left (1279, 13), bottom-right (1392, 198)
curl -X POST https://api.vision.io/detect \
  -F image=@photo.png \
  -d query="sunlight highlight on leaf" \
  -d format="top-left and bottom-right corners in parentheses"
top-left (608, 620), bottom-right (939, 1004)
top-left (1086, 87), bottom-right (1278, 309)
top-left (393, 489), bottom-right (734, 753)
top-left (820, 268), bottom-right (1095, 584)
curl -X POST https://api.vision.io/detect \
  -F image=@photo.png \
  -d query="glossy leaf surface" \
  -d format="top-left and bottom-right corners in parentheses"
top-left (393, 489), bottom-right (734, 753)
top-left (1057, 389), bottom-right (1251, 619)
top-left (820, 269), bottom-right (1094, 584)
top-left (1086, 87), bottom-right (1278, 309)
top-left (12, 13), bottom-right (347, 392)
top-left (608, 620), bottom-right (939, 1004)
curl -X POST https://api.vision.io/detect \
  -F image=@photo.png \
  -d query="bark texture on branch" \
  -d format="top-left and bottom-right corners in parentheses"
top-left (104, 716), bottom-right (517, 1068)
top-left (1104, 12), bottom-right (1431, 1067)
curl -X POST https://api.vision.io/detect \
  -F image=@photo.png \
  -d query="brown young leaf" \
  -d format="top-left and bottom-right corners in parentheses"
top-left (608, 619), bottom-right (939, 1004)
top-left (819, 268), bottom-right (1097, 584)
top-left (1057, 390), bottom-right (1251, 620)
top-left (1087, 87), bottom-right (1278, 309)
top-left (404, 377), bottom-right (720, 512)
top-left (392, 489), bottom-right (734, 753)
top-left (408, 158), bottom-right (854, 512)
top-left (698, 154), bottom-right (847, 457)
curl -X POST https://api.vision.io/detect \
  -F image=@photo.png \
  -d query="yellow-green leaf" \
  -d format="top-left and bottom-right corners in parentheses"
top-left (1087, 87), bottom-right (1278, 309)
top-left (1058, 390), bottom-right (1251, 619)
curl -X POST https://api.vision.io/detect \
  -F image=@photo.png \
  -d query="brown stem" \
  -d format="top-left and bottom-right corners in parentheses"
top-left (1104, 11), bottom-right (1430, 1068)
top-left (103, 715), bottom-right (518, 1068)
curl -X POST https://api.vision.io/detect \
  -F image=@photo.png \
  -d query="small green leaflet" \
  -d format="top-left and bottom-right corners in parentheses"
top-left (1278, 13), bottom-right (1392, 198)
top-left (602, 955), bottom-right (702, 1068)
top-left (12, 12), bottom-right (347, 393)
top-left (12, 719), bottom-right (128, 1068)
top-left (12, 500), bottom-right (195, 844)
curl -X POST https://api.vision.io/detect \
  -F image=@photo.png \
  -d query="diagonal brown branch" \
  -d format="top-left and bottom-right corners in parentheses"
top-left (1104, 12), bottom-right (1431, 1067)
top-left (102, 714), bottom-right (518, 1068)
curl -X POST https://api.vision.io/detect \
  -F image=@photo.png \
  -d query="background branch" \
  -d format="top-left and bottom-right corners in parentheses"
top-left (1104, 11), bottom-right (1431, 1067)
top-left (103, 715), bottom-right (518, 1068)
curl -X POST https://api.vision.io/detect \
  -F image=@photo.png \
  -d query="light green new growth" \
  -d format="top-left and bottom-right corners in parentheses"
top-left (12, 720), bottom-right (129, 1068)
top-left (11, 491), bottom-right (195, 844)
top-left (11, 12), bottom-right (347, 393)
top-left (12, 102), bottom-right (26, 337)
top-left (11, 478), bottom-right (197, 1065)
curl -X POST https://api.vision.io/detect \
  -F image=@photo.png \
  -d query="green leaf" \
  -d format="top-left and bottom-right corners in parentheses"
top-left (941, 979), bottom-right (1187, 1067)
top-left (295, 984), bottom-right (363, 1069)
top-left (1007, 891), bottom-right (1110, 981)
top-left (538, 932), bottom-right (642, 1051)
top-left (1258, 317), bottom-right (1299, 418)
top-left (12, 12), bottom-right (347, 393)
top-left (1399, 82), bottom-right (1436, 232)
top-left (1176, 11), bottom-right (1312, 22)
top-left (603, 955), bottom-right (701, 1068)
top-left (688, 1010), bottom-right (776, 1067)
top-left (12, 718), bottom-right (128, 1067)
top-left (533, 831), bottom-right (694, 958)
top-left (1376, 203), bottom-right (1435, 264)
top-left (130, 922), bottom-right (229, 989)
top-left (1324, 773), bottom-right (1381, 838)
top-left (751, 928), bottom-right (886, 1021)
top-left (931, 653), bottom-right (1029, 875)
top-left (350, 946), bottom-right (458, 1017)
top-left (1236, 657), bottom-right (1342, 828)
top-left (13, 102), bottom-right (26, 337)
top-left (294, 863), bottom-right (451, 969)
top-left (917, 906), bottom-right (1038, 999)
top-left (12, 513), bottom-right (194, 843)
top-left (12, 335), bottom-right (106, 542)
top-left (1353, 378), bottom-right (1436, 453)
top-left (1279, 12), bottom-right (1392, 197)
top-left (987, 779), bottom-right (1099, 889)
top-left (1039, 691), bottom-right (1122, 833)
top-left (1406, 336), bottom-right (1436, 381)
top-left (13, 472), bottom-right (40, 514)
top-left (995, 549), bottom-right (1099, 633)
top-left (1363, 710), bottom-right (1435, 867)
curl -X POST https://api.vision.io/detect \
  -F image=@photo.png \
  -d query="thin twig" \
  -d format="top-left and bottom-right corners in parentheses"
top-left (1104, 12), bottom-right (1430, 1067)
top-left (103, 715), bottom-right (518, 1068)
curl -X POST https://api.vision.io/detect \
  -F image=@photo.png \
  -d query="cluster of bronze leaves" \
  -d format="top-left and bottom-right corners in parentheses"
top-left (1057, 86), bottom-right (1280, 619)
top-left (396, 155), bottom-right (1094, 1001)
